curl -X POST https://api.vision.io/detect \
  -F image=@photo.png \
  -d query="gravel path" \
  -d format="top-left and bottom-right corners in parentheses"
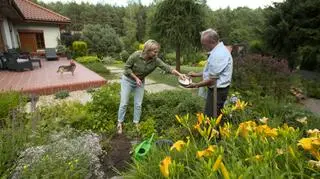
top-left (302, 98), bottom-right (320, 116)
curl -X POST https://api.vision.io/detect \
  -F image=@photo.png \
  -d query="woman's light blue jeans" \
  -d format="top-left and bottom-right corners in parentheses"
top-left (118, 75), bottom-right (145, 124)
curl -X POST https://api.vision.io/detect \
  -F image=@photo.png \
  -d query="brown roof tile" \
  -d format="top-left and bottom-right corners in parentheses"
top-left (14, 0), bottom-right (70, 24)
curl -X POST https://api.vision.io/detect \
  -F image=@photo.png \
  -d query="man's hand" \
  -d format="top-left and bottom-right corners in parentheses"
top-left (186, 83), bottom-right (198, 88)
top-left (188, 71), bottom-right (195, 77)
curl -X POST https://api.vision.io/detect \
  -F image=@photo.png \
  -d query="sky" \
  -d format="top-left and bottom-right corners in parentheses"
top-left (40, 0), bottom-right (285, 10)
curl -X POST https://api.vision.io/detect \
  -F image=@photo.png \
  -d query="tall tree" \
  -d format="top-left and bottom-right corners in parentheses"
top-left (151, 0), bottom-right (205, 71)
top-left (264, 0), bottom-right (320, 70)
top-left (82, 24), bottom-right (122, 59)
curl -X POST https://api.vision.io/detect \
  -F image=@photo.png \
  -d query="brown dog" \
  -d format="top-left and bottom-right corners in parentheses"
top-left (57, 60), bottom-right (76, 76)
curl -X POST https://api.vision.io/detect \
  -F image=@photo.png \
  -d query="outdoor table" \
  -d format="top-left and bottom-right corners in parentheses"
top-left (30, 58), bottom-right (41, 68)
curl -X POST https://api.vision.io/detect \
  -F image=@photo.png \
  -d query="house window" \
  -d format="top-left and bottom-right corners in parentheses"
top-left (36, 33), bottom-right (45, 49)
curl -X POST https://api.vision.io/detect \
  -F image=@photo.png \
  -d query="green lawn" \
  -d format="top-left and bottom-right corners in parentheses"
top-left (107, 64), bottom-right (204, 87)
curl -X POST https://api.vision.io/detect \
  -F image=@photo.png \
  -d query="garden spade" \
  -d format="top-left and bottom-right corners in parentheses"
top-left (134, 133), bottom-right (155, 161)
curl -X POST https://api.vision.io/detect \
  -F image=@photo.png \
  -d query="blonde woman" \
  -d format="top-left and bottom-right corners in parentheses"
top-left (117, 39), bottom-right (186, 134)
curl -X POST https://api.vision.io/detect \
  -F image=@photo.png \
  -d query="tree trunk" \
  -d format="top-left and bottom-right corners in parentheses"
top-left (175, 43), bottom-right (181, 72)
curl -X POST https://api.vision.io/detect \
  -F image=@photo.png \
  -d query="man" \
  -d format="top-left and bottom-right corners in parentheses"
top-left (187, 28), bottom-right (233, 118)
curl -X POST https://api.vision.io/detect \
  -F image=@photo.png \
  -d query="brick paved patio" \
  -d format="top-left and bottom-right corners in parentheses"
top-left (0, 57), bottom-right (107, 95)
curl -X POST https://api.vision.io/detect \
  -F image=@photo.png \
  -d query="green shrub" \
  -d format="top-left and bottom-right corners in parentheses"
top-left (233, 54), bottom-right (294, 100)
top-left (183, 52), bottom-right (207, 65)
top-left (303, 79), bottom-right (320, 99)
top-left (72, 41), bottom-right (87, 58)
top-left (164, 52), bottom-right (176, 65)
top-left (56, 44), bottom-right (67, 55)
top-left (82, 24), bottom-right (122, 59)
top-left (0, 108), bottom-right (29, 176)
top-left (142, 90), bottom-right (204, 135)
top-left (75, 56), bottom-right (99, 64)
top-left (0, 91), bottom-right (24, 121)
top-left (37, 102), bottom-right (89, 134)
top-left (120, 50), bottom-right (130, 62)
top-left (54, 90), bottom-right (70, 99)
top-left (102, 56), bottom-right (115, 65)
top-left (85, 84), bottom-right (123, 134)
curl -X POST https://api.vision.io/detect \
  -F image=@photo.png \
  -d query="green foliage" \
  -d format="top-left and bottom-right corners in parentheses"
top-left (164, 52), bottom-right (176, 65)
top-left (233, 54), bottom-right (294, 100)
top-left (85, 84), bottom-right (122, 134)
top-left (54, 90), bottom-right (70, 99)
top-left (206, 7), bottom-right (265, 46)
top-left (302, 79), bottom-right (320, 99)
top-left (38, 102), bottom-right (89, 132)
top-left (137, 117), bottom-right (157, 139)
top-left (20, 150), bottom-right (90, 178)
top-left (56, 44), bottom-right (67, 55)
top-left (102, 56), bottom-right (116, 65)
top-left (122, 3), bottom-right (147, 52)
top-left (0, 110), bottom-right (29, 176)
top-left (183, 52), bottom-right (207, 65)
top-left (120, 50), bottom-right (130, 62)
top-left (83, 62), bottom-right (110, 79)
top-left (151, 0), bottom-right (206, 71)
top-left (249, 40), bottom-right (265, 54)
top-left (264, 0), bottom-right (320, 70)
top-left (72, 41), bottom-right (87, 58)
top-left (143, 90), bottom-right (204, 135)
top-left (86, 88), bottom-right (96, 93)
top-left (82, 24), bottom-right (122, 59)
top-left (75, 56), bottom-right (100, 64)
top-left (0, 91), bottom-right (25, 122)
top-left (125, 96), bottom-right (319, 178)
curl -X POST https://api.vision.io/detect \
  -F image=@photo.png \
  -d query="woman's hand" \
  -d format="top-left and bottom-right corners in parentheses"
top-left (179, 74), bottom-right (187, 80)
top-left (135, 78), bottom-right (142, 87)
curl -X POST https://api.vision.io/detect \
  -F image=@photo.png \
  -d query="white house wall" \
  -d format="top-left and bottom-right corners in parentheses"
top-left (0, 17), bottom-right (15, 49)
top-left (14, 24), bottom-right (60, 49)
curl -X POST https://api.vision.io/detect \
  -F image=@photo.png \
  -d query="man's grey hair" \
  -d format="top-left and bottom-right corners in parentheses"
top-left (200, 28), bottom-right (219, 43)
top-left (143, 39), bottom-right (160, 52)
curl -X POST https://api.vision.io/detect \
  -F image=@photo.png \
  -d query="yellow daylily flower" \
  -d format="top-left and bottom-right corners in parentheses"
top-left (288, 146), bottom-right (297, 159)
top-left (175, 115), bottom-right (182, 124)
top-left (245, 155), bottom-right (263, 162)
top-left (296, 116), bottom-right (307, 124)
top-left (213, 155), bottom-right (223, 171)
top-left (276, 148), bottom-right (284, 155)
top-left (259, 117), bottom-right (269, 124)
top-left (219, 124), bottom-right (231, 139)
top-left (170, 140), bottom-right (186, 152)
top-left (215, 114), bottom-right (223, 125)
top-left (256, 125), bottom-right (278, 138)
top-left (196, 113), bottom-right (204, 125)
top-left (298, 138), bottom-right (314, 151)
top-left (310, 150), bottom-right (320, 161)
top-left (308, 160), bottom-right (320, 170)
top-left (307, 129), bottom-right (320, 138)
top-left (196, 145), bottom-right (217, 158)
top-left (231, 99), bottom-right (248, 111)
top-left (160, 156), bottom-right (171, 178)
top-left (236, 121), bottom-right (257, 138)
top-left (220, 162), bottom-right (230, 179)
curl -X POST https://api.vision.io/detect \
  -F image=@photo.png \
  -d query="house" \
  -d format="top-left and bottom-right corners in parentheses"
top-left (0, 0), bottom-right (70, 53)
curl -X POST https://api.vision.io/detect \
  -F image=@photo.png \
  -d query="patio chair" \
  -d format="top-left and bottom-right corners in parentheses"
top-left (7, 48), bottom-right (30, 59)
top-left (2, 52), bottom-right (33, 71)
top-left (45, 48), bottom-right (58, 61)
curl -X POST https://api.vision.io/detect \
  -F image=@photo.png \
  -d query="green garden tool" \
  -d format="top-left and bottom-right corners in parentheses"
top-left (134, 133), bottom-right (155, 161)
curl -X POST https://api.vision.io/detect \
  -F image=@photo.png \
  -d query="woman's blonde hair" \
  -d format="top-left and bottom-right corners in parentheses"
top-left (143, 39), bottom-right (160, 52)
